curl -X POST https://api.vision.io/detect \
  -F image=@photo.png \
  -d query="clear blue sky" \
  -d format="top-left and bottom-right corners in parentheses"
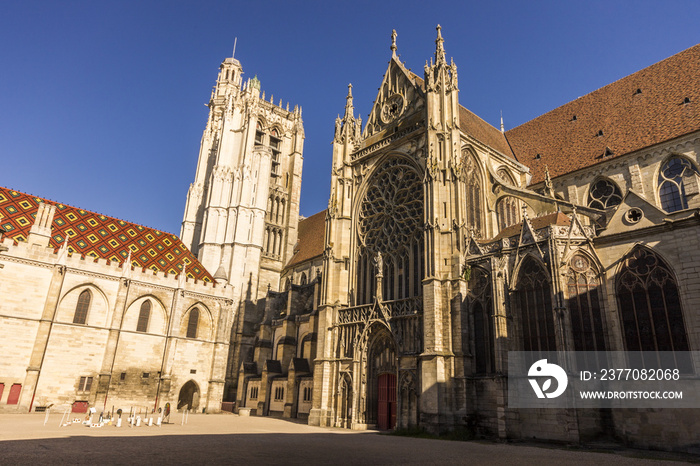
top-left (1, 1), bottom-right (698, 236)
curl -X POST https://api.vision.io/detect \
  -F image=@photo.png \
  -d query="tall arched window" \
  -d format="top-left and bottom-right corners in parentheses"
top-left (136, 300), bottom-right (151, 333)
top-left (515, 258), bottom-right (556, 353)
top-left (587, 178), bottom-right (622, 210)
top-left (496, 196), bottom-right (521, 231)
top-left (73, 289), bottom-right (91, 324)
top-left (617, 248), bottom-right (689, 359)
top-left (356, 158), bottom-right (423, 304)
top-left (299, 272), bottom-right (307, 286)
top-left (469, 267), bottom-right (494, 373)
top-left (658, 157), bottom-right (699, 212)
top-left (567, 254), bottom-right (606, 352)
top-left (187, 308), bottom-right (199, 339)
top-left (463, 151), bottom-right (483, 236)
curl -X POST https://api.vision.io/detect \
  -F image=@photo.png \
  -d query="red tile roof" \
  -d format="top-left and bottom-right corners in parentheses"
top-left (286, 210), bottom-right (326, 268)
top-left (506, 44), bottom-right (700, 184)
top-left (0, 187), bottom-right (214, 282)
top-left (489, 211), bottom-right (571, 242)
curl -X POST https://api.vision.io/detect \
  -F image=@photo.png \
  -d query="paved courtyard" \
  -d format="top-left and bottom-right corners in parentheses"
top-left (0, 412), bottom-right (692, 465)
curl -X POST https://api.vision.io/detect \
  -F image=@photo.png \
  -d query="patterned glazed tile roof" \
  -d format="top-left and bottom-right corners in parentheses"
top-left (286, 210), bottom-right (326, 268)
top-left (0, 186), bottom-right (214, 282)
top-left (506, 44), bottom-right (700, 184)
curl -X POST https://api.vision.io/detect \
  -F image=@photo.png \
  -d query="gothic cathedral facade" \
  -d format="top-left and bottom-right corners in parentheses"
top-left (203, 28), bottom-right (700, 450)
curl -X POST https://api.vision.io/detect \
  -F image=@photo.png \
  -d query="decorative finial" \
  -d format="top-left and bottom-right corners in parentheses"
top-left (544, 165), bottom-right (555, 197)
top-left (344, 83), bottom-right (354, 118)
top-left (232, 37), bottom-right (237, 58)
top-left (500, 110), bottom-right (504, 132)
top-left (390, 29), bottom-right (397, 57)
top-left (435, 24), bottom-right (446, 65)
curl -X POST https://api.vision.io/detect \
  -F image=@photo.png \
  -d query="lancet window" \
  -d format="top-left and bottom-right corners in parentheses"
top-left (468, 267), bottom-right (494, 373)
top-left (356, 158), bottom-right (423, 304)
top-left (658, 156), bottom-right (699, 212)
top-left (73, 289), bottom-right (91, 324)
top-left (187, 308), bottom-right (199, 339)
top-left (515, 258), bottom-right (556, 353)
top-left (463, 151), bottom-right (483, 237)
top-left (617, 247), bottom-right (690, 367)
top-left (136, 300), bottom-right (151, 333)
top-left (567, 254), bottom-right (606, 352)
top-left (496, 196), bottom-right (521, 231)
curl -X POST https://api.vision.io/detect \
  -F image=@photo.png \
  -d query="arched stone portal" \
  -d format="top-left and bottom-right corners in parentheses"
top-left (178, 380), bottom-right (200, 410)
top-left (365, 328), bottom-right (397, 430)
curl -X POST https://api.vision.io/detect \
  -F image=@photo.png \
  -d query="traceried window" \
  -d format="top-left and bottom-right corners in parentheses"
top-left (136, 300), bottom-right (151, 333)
top-left (587, 178), bottom-right (622, 210)
top-left (617, 247), bottom-right (690, 369)
top-left (463, 151), bottom-right (483, 236)
top-left (567, 254), bottom-right (606, 352)
top-left (73, 289), bottom-right (91, 324)
top-left (515, 258), bottom-right (556, 353)
top-left (658, 157), bottom-right (700, 212)
top-left (496, 196), bottom-right (521, 231)
top-left (187, 308), bottom-right (199, 339)
top-left (468, 267), bottom-right (494, 373)
top-left (356, 158), bottom-right (423, 304)
top-left (299, 273), bottom-right (307, 286)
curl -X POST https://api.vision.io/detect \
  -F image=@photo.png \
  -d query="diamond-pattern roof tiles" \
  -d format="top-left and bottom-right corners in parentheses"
top-left (0, 186), bottom-right (214, 282)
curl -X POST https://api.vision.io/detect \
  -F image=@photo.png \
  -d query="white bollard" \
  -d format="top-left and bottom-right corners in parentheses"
top-left (156, 416), bottom-right (162, 426)
top-left (148, 417), bottom-right (153, 426)
top-left (136, 416), bottom-right (141, 427)
top-left (117, 418), bottom-right (122, 427)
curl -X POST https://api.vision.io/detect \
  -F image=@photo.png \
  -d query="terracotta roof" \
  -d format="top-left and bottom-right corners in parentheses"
top-left (0, 186), bottom-right (214, 282)
top-left (506, 44), bottom-right (700, 184)
top-left (286, 210), bottom-right (325, 268)
top-left (410, 72), bottom-right (514, 159)
top-left (458, 106), bottom-right (514, 157)
top-left (489, 211), bottom-right (571, 242)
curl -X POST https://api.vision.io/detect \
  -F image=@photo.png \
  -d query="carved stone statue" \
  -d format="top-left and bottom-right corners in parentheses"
top-left (374, 251), bottom-right (383, 274)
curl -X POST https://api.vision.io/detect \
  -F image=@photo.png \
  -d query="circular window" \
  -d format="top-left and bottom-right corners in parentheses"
top-left (625, 208), bottom-right (644, 224)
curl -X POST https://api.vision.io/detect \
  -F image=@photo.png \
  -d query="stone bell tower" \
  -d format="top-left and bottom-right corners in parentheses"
top-left (181, 53), bottom-right (304, 303)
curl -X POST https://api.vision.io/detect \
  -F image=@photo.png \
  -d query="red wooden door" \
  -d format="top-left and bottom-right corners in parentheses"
top-left (6, 384), bottom-right (21, 405)
top-left (0, 384), bottom-right (4, 403)
top-left (72, 401), bottom-right (89, 413)
top-left (377, 374), bottom-right (396, 430)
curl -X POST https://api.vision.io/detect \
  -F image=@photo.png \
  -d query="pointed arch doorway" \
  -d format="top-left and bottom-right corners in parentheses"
top-left (366, 329), bottom-right (397, 430)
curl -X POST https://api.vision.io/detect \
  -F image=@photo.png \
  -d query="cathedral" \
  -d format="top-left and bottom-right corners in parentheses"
top-left (1, 26), bottom-right (699, 451)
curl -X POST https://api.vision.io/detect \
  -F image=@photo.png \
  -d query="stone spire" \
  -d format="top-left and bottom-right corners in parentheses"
top-left (335, 83), bottom-right (360, 145)
top-left (435, 24), bottom-right (446, 65)
top-left (390, 29), bottom-right (397, 58)
top-left (344, 83), bottom-right (354, 119)
top-left (424, 25), bottom-right (458, 93)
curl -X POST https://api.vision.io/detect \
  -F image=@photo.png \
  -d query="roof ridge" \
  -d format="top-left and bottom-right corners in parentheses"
top-left (508, 43), bottom-right (700, 132)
